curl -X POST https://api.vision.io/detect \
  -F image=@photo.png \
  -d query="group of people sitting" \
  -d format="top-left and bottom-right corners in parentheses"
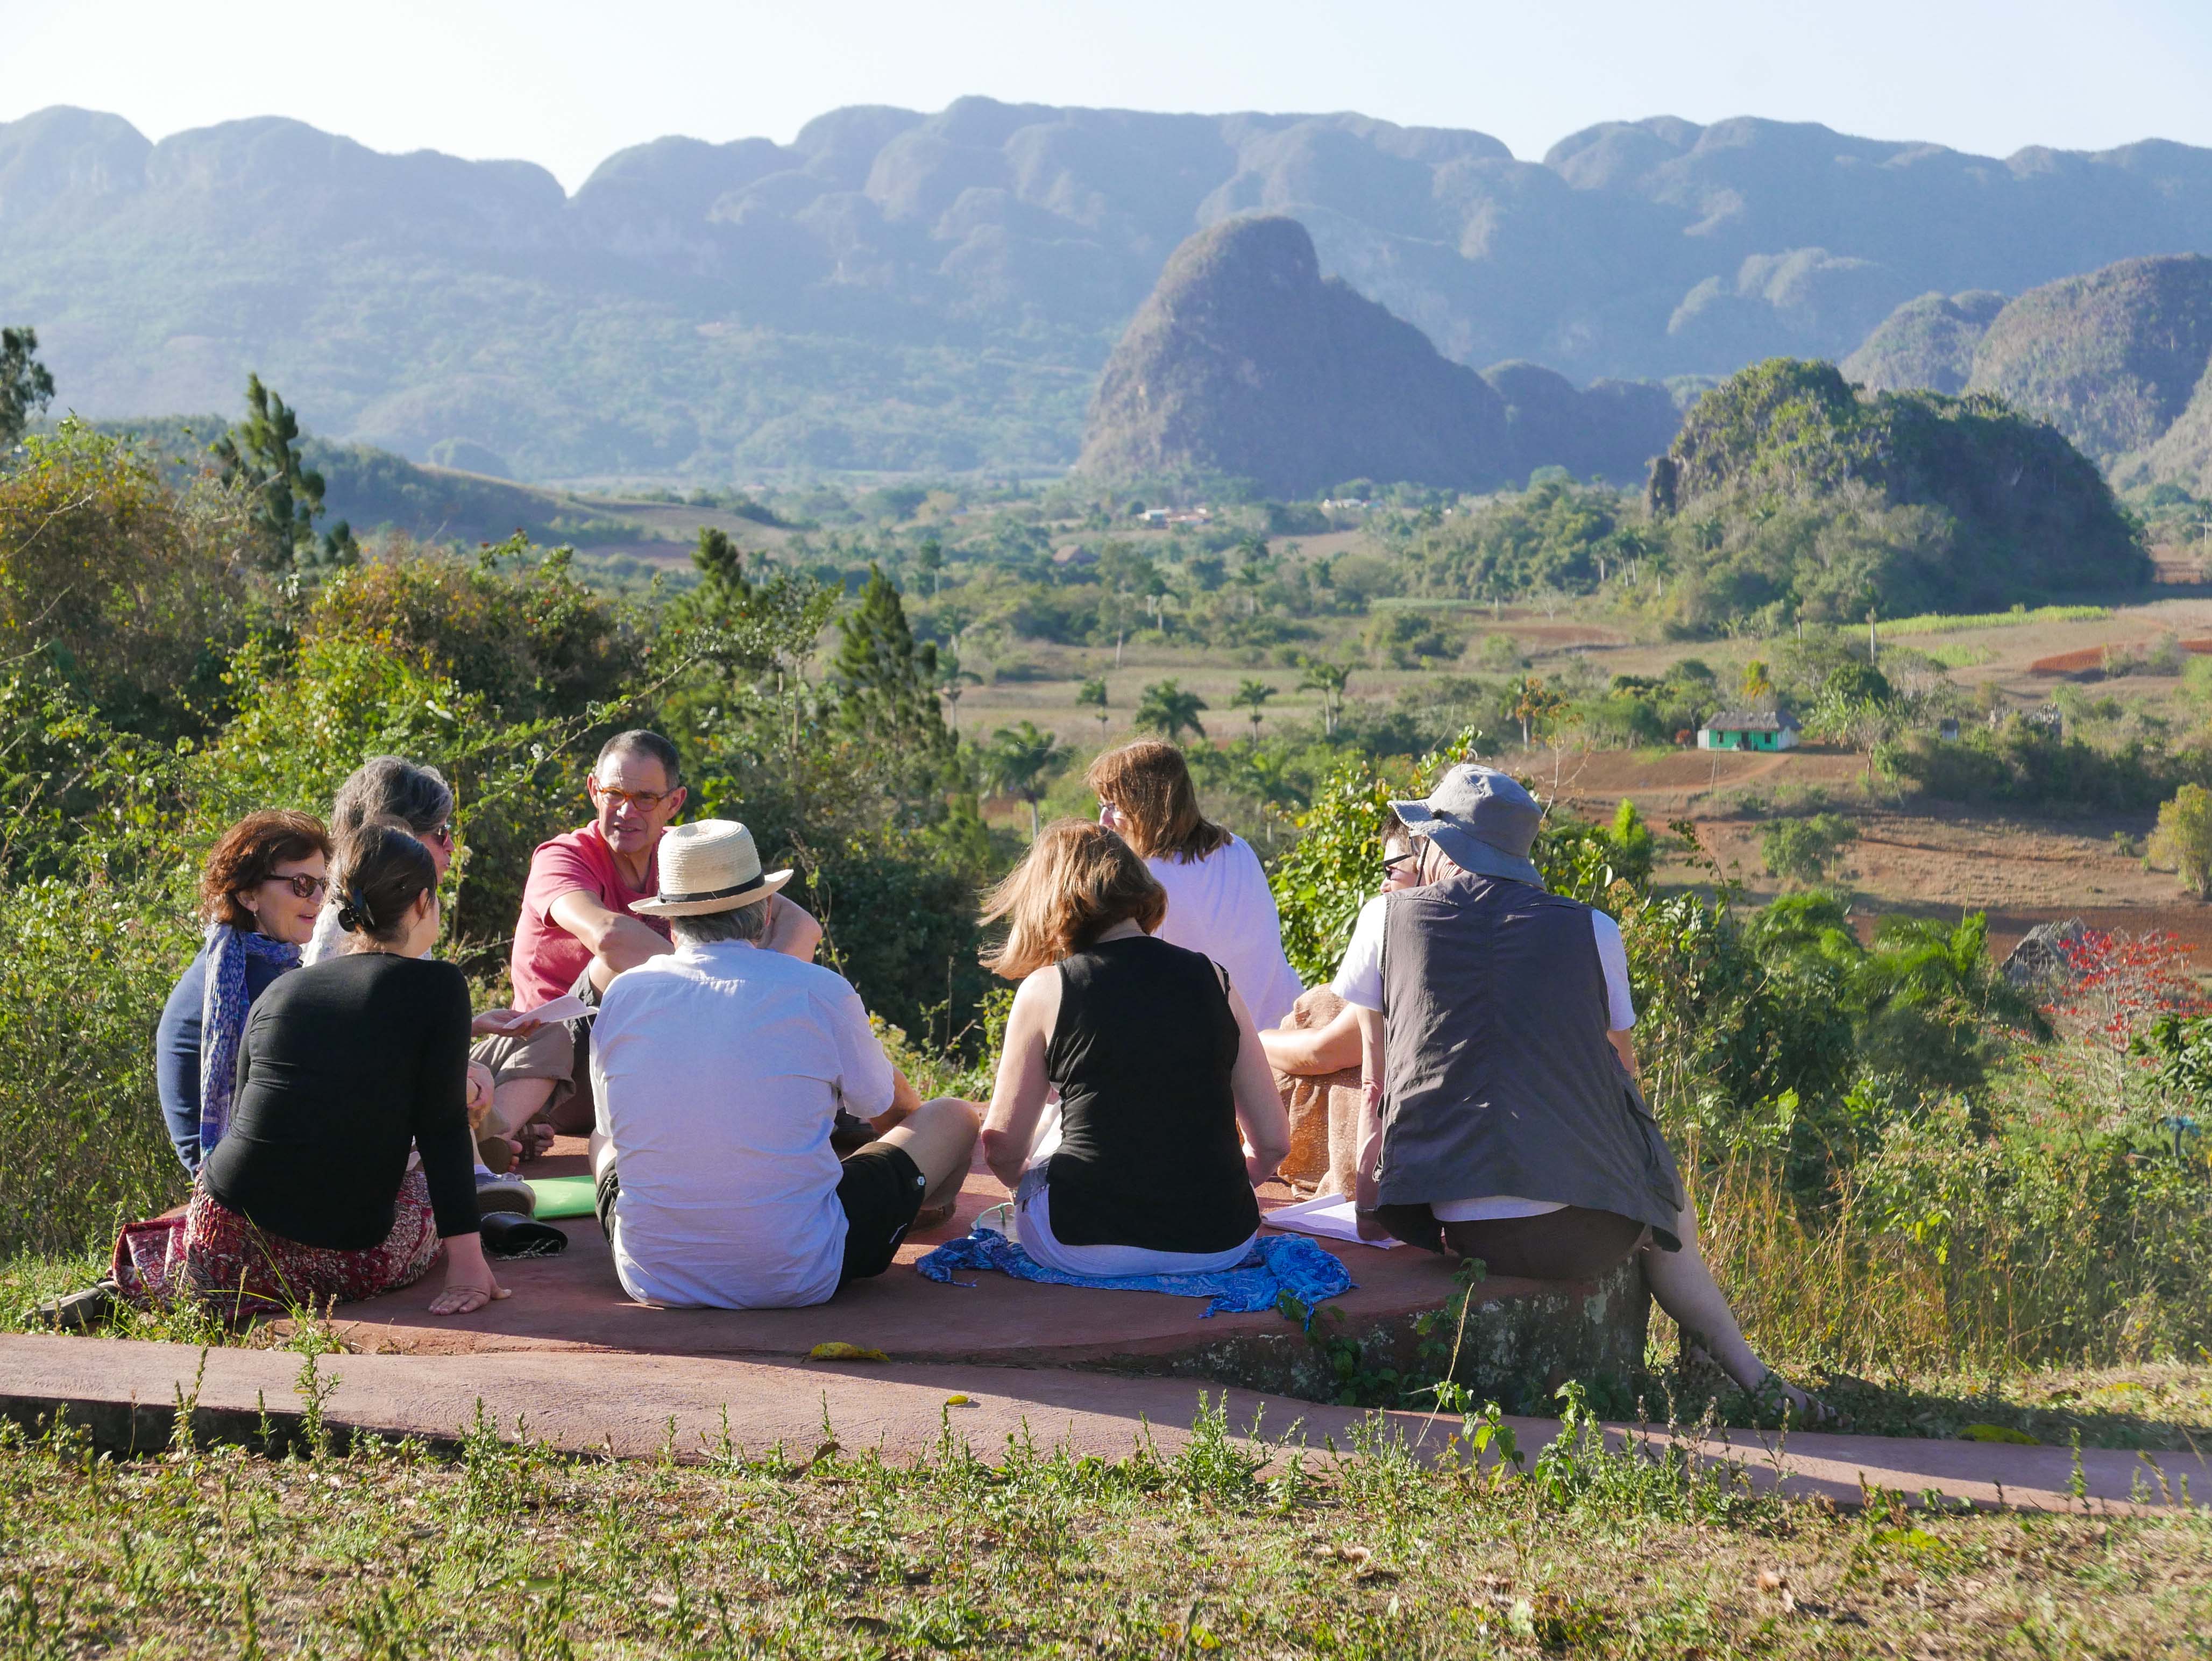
top-left (108, 727), bottom-right (1806, 1415)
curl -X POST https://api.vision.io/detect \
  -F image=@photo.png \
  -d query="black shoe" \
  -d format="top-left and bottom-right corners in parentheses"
top-left (479, 1211), bottom-right (568, 1259)
top-left (29, 1282), bottom-right (117, 1331)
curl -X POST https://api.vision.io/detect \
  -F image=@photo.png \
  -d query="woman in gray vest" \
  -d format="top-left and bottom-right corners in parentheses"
top-left (1336, 763), bottom-right (1820, 1421)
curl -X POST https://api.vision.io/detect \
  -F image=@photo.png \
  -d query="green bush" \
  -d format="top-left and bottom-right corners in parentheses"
top-left (1879, 717), bottom-right (2196, 810)
top-left (0, 878), bottom-right (193, 1255)
top-left (1760, 812), bottom-right (1859, 885)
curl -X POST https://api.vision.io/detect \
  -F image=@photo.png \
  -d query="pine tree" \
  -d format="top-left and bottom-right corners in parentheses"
top-left (833, 564), bottom-right (951, 759)
top-left (211, 374), bottom-right (349, 568)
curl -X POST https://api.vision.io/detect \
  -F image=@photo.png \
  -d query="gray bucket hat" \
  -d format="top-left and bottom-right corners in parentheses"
top-left (1390, 764), bottom-right (1545, 888)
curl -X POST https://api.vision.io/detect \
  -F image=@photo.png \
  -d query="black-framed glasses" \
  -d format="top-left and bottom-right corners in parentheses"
top-left (1382, 853), bottom-right (1417, 874)
top-left (267, 872), bottom-right (330, 900)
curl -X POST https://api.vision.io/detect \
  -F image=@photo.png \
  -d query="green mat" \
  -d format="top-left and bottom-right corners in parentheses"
top-left (526, 1174), bottom-right (598, 1220)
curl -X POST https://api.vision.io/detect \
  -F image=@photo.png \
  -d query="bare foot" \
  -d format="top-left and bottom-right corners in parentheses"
top-left (429, 1280), bottom-right (511, 1317)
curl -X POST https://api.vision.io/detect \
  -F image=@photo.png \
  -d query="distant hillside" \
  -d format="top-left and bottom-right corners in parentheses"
top-left (1845, 254), bottom-right (2212, 494)
top-left (68, 415), bottom-right (774, 574)
top-left (1964, 255), bottom-right (2212, 466)
top-left (12, 102), bottom-right (2212, 477)
top-left (1079, 217), bottom-right (1676, 495)
top-left (1077, 217), bottom-right (1511, 496)
top-left (1841, 290), bottom-right (2008, 394)
top-left (1651, 359), bottom-right (2147, 617)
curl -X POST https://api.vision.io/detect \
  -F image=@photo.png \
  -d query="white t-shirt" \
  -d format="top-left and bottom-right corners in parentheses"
top-left (1330, 890), bottom-right (1635, 1223)
top-left (591, 939), bottom-right (897, 1309)
top-left (1330, 893), bottom-right (1635, 1030)
top-left (301, 903), bottom-right (347, 967)
top-left (1145, 834), bottom-right (1305, 1030)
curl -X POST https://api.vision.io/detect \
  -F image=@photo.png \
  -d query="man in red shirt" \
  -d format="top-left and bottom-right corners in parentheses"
top-left (507, 730), bottom-right (824, 1131)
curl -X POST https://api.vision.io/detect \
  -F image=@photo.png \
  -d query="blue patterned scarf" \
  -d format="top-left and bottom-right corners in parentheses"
top-left (197, 922), bottom-right (301, 1160)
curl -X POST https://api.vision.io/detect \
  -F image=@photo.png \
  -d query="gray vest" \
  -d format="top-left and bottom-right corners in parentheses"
top-left (1376, 873), bottom-right (1684, 1246)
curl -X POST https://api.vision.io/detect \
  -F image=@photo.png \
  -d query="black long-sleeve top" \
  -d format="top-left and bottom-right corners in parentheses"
top-left (201, 952), bottom-right (479, 1250)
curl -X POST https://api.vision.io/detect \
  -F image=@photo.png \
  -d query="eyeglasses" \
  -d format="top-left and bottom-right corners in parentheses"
top-left (424, 822), bottom-right (455, 848)
top-left (267, 873), bottom-right (330, 900)
top-left (1382, 853), bottom-right (1416, 874)
top-left (592, 784), bottom-right (674, 812)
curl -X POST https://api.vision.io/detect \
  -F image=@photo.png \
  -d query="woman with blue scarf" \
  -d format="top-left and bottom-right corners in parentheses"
top-left (154, 811), bottom-right (332, 1172)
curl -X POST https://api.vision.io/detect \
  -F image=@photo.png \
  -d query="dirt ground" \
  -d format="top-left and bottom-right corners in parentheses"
top-left (1541, 742), bottom-right (2212, 962)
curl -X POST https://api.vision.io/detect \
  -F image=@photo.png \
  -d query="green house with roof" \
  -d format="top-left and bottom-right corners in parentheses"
top-left (1697, 708), bottom-right (1800, 752)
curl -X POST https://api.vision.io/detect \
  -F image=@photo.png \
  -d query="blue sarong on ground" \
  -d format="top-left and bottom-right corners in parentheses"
top-left (913, 1228), bottom-right (1353, 1317)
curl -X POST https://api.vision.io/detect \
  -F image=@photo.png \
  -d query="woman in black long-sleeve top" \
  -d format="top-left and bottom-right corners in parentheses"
top-left (184, 824), bottom-right (509, 1317)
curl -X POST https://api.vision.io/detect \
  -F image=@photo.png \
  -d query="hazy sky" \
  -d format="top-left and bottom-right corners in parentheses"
top-left (4, 0), bottom-right (2207, 191)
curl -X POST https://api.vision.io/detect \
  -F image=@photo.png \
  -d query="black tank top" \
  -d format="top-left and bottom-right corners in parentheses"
top-left (1043, 934), bottom-right (1259, 1252)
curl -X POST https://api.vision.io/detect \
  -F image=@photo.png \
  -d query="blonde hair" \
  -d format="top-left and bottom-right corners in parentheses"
top-left (981, 819), bottom-right (1168, 979)
top-left (1084, 739), bottom-right (1231, 864)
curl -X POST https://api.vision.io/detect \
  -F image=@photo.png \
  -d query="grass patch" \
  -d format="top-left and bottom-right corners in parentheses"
top-left (2, 1391), bottom-right (2205, 1657)
top-left (1883, 605), bottom-right (2112, 636)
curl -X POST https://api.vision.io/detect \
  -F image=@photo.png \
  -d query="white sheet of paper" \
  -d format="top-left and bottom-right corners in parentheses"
top-left (521, 993), bottom-right (594, 1024)
top-left (1262, 1193), bottom-right (1401, 1248)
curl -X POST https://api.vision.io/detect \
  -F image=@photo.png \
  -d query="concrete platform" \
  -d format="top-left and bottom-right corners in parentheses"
top-left (316, 1141), bottom-right (1647, 1406)
top-left (0, 1335), bottom-right (2201, 1514)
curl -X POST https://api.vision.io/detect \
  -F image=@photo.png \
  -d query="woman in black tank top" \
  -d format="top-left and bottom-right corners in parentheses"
top-left (977, 822), bottom-right (1292, 1274)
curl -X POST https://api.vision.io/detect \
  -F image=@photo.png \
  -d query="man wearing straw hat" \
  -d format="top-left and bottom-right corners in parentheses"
top-left (588, 819), bottom-right (981, 1309)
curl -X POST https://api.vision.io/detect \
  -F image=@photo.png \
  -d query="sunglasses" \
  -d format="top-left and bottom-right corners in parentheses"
top-left (266, 873), bottom-right (330, 900)
top-left (424, 821), bottom-right (455, 848)
top-left (1382, 853), bottom-right (1417, 874)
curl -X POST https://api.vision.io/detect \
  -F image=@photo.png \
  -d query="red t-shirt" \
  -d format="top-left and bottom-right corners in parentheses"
top-left (508, 824), bottom-right (671, 1009)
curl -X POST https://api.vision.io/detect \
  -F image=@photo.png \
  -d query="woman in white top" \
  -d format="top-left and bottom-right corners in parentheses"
top-left (1086, 740), bottom-right (1305, 1030)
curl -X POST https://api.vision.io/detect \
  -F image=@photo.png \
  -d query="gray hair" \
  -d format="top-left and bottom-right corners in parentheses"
top-left (669, 902), bottom-right (769, 948)
top-left (594, 729), bottom-right (682, 789)
top-left (331, 756), bottom-right (453, 839)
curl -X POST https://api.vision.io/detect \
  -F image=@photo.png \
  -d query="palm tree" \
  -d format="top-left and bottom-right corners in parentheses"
top-left (1238, 746), bottom-right (1306, 848)
top-left (1229, 678), bottom-right (1278, 743)
top-left (1075, 676), bottom-right (1110, 733)
top-left (1298, 655), bottom-right (1353, 737)
top-left (982, 720), bottom-right (1072, 839)
top-left (1133, 679), bottom-right (1208, 744)
top-left (934, 644), bottom-right (984, 735)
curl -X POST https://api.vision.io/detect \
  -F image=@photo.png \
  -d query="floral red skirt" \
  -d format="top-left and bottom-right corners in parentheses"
top-left (115, 1168), bottom-right (443, 1316)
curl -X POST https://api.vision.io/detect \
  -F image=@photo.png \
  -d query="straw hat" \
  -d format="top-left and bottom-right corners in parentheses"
top-left (630, 819), bottom-right (792, 917)
top-left (1390, 764), bottom-right (1545, 888)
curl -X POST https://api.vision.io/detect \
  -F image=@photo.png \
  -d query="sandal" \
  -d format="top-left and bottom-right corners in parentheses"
top-left (1754, 1369), bottom-right (1840, 1430)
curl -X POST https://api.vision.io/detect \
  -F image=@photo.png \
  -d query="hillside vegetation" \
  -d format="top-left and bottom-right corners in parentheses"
top-left (15, 101), bottom-right (2212, 476)
top-left (1846, 255), bottom-right (2212, 500)
top-left (1648, 360), bottom-right (2146, 625)
top-left (1965, 254), bottom-right (2212, 466)
top-left (1840, 288), bottom-right (2007, 394)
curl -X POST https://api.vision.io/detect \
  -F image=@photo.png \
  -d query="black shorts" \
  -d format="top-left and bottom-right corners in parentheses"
top-left (593, 1140), bottom-right (926, 1287)
top-left (834, 1141), bottom-right (928, 1284)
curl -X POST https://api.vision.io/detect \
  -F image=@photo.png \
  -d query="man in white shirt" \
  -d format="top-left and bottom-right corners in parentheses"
top-left (588, 820), bottom-right (979, 1309)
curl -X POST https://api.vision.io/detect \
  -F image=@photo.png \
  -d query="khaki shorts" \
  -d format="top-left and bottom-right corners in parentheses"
top-left (470, 1022), bottom-right (577, 1138)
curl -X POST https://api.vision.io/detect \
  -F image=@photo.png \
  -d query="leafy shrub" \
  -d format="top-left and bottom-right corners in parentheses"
top-left (0, 422), bottom-right (251, 740)
top-left (0, 877), bottom-right (193, 1255)
top-left (2150, 783), bottom-right (2212, 898)
top-left (304, 539), bottom-right (645, 721)
top-left (1879, 716), bottom-right (2197, 810)
top-left (1761, 812), bottom-right (1859, 885)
